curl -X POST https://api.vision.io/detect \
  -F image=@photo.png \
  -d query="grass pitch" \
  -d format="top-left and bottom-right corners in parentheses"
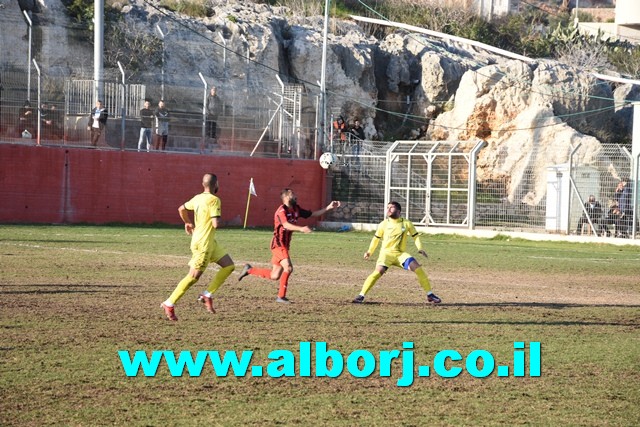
top-left (1, 225), bottom-right (639, 426)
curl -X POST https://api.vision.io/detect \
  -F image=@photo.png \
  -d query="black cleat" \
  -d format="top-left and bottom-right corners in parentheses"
top-left (238, 264), bottom-right (252, 281)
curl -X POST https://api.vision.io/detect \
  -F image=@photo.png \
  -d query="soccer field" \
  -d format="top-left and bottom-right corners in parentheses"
top-left (1, 225), bottom-right (639, 426)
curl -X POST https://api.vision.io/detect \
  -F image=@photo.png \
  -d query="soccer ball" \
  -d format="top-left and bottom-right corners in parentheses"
top-left (319, 152), bottom-right (337, 169)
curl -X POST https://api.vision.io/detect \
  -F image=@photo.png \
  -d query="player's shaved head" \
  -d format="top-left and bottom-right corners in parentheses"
top-left (203, 173), bottom-right (218, 193)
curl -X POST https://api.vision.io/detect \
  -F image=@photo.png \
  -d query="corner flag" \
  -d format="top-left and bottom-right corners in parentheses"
top-left (249, 178), bottom-right (257, 197)
top-left (244, 178), bottom-right (257, 228)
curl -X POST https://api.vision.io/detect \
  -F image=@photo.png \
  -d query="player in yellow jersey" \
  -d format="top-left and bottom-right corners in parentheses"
top-left (352, 201), bottom-right (441, 304)
top-left (161, 173), bottom-right (235, 321)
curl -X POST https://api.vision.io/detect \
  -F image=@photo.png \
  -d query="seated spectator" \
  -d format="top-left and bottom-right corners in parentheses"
top-left (575, 195), bottom-right (604, 236)
top-left (602, 200), bottom-right (628, 238)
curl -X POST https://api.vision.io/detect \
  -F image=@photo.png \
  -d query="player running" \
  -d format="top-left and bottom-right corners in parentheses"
top-left (352, 201), bottom-right (441, 304)
top-left (238, 188), bottom-right (341, 303)
top-left (160, 173), bottom-right (235, 321)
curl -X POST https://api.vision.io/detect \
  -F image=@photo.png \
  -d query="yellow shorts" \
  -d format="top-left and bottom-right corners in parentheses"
top-left (189, 240), bottom-right (228, 271)
top-left (376, 252), bottom-right (414, 270)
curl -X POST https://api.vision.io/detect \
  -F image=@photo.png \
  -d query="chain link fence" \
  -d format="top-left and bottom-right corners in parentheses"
top-left (0, 65), bottom-right (321, 157)
top-left (1, 64), bottom-right (637, 239)
top-left (326, 141), bottom-right (637, 240)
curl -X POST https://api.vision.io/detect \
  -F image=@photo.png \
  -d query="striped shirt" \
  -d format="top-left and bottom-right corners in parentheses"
top-left (270, 204), bottom-right (312, 250)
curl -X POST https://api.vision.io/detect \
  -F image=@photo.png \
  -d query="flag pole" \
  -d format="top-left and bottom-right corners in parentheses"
top-left (243, 178), bottom-right (254, 229)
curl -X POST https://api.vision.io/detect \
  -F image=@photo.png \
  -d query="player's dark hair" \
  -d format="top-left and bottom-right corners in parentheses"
top-left (389, 201), bottom-right (401, 211)
top-left (281, 188), bottom-right (292, 197)
top-left (203, 173), bottom-right (217, 186)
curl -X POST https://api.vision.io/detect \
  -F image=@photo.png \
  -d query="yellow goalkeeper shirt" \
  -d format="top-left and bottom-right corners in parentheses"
top-left (184, 192), bottom-right (221, 250)
top-left (367, 217), bottom-right (423, 255)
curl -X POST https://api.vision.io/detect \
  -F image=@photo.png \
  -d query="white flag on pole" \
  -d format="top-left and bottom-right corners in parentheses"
top-left (249, 178), bottom-right (257, 197)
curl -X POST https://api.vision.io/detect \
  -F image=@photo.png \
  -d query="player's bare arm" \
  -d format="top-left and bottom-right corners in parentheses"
top-left (311, 200), bottom-right (341, 217)
top-left (282, 221), bottom-right (312, 233)
top-left (178, 205), bottom-right (194, 235)
top-left (211, 216), bottom-right (221, 229)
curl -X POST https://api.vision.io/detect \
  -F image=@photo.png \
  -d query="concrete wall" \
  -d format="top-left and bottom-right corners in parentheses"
top-left (0, 144), bottom-right (327, 226)
top-left (616, 0), bottom-right (640, 25)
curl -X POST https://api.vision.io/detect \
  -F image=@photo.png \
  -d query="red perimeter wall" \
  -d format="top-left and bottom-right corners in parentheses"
top-left (0, 144), bottom-right (328, 227)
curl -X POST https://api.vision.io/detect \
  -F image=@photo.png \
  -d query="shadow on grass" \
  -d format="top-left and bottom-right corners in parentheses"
top-left (0, 283), bottom-right (138, 294)
top-left (0, 289), bottom-right (110, 295)
top-left (377, 302), bottom-right (640, 309)
top-left (1, 239), bottom-right (113, 244)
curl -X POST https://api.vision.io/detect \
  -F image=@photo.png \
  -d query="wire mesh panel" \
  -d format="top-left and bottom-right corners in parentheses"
top-left (569, 144), bottom-right (635, 238)
top-left (385, 140), bottom-right (480, 226)
top-left (328, 140), bottom-right (483, 226)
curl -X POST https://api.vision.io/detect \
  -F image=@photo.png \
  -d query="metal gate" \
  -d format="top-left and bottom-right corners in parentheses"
top-left (384, 140), bottom-right (486, 227)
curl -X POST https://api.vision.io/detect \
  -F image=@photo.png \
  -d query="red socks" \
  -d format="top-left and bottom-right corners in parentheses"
top-left (248, 268), bottom-right (290, 298)
top-left (248, 267), bottom-right (272, 279)
top-left (278, 271), bottom-right (290, 298)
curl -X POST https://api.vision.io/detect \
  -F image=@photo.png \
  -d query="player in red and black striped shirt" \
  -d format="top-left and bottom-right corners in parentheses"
top-left (238, 188), bottom-right (341, 303)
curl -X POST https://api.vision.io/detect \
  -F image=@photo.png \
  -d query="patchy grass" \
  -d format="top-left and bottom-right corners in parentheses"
top-left (1, 225), bottom-right (639, 425)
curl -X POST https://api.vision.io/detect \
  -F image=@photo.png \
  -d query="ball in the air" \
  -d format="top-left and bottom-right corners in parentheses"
top-left (319, 152), bottom-right (337, 169)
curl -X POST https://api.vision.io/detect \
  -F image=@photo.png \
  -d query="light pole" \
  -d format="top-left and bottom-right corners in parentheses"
top-left (319, 0), bottom-right (330, 154)
top-left (198, 72), bottom-right (207, 154)
top-left (33, 59), bottom-right (40, 146)
top-left (118, 61), bottom-right (126, 150)
top-left (156, 24), bottom-right (166, 100)
top-left (94, 0), bottom-right (104, 101)
top-left (23, 10), bottom-right (32, 101)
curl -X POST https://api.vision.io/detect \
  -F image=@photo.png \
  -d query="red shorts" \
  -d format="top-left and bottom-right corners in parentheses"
top-left (270, 246), bottom-right (290, 265)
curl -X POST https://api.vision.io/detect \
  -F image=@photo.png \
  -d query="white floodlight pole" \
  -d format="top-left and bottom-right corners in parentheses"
top-left (33, 59), bottom-right (41, 146)
top-left (575, 0), bottom-right (580, 25)
top-left (198, 72), bottom-right (208, 154)
top-left (118, 61), bottom-right (126, 150)
top-left (156, 24), bottom-right (166, 100)
top-left (94, 0), bottom-right (104, 101)
top-left (319, 0), bottom-right (330, 153)
top-left (23, 11), bottom-right (32, 101)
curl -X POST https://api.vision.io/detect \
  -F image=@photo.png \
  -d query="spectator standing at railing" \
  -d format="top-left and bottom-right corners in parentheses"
top-left (153, 99), bottom-right (170, 151)
top-left (616, 177), bottom-right (633, 237)
top-left (349, 118), bottom-right (365, 164)
top-left (137, 100), bottom-right (154, 152)
top-left (40, 103), bottom-right (54, 140)
top-left (206, 86), bottom-right (222, 143)
top-left (87, 100), bottom-right (108, 147)
top-left (49, 104), bottom-right (64, 139)
top-left (332, 115), bottom-right (347, 155)
top-left (19, 100), bottom-right (35, 137)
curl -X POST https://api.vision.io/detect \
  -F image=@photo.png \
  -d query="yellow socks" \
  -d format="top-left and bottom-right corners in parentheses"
top-left (361, 271), bottom-right (382, 296)
top-left (168, 275), bottom-right (199, 305)
top-left (206, 264), bottom-right (235, 294)
top-left (415, 267), bottom-right (432, 292)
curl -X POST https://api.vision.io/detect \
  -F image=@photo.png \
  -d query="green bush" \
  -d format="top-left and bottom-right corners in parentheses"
top-left (159, 0), bottom-right (209, 18)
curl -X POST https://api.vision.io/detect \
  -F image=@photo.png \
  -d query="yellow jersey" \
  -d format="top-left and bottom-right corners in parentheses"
top-left (184, 192), bottom-right (221, 249)
top-left (367, 217), bottom-right (423, 255)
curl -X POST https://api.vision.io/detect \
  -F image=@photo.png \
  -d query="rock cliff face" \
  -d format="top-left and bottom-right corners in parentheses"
top-left (2, 0), bottom-right (638, 204)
